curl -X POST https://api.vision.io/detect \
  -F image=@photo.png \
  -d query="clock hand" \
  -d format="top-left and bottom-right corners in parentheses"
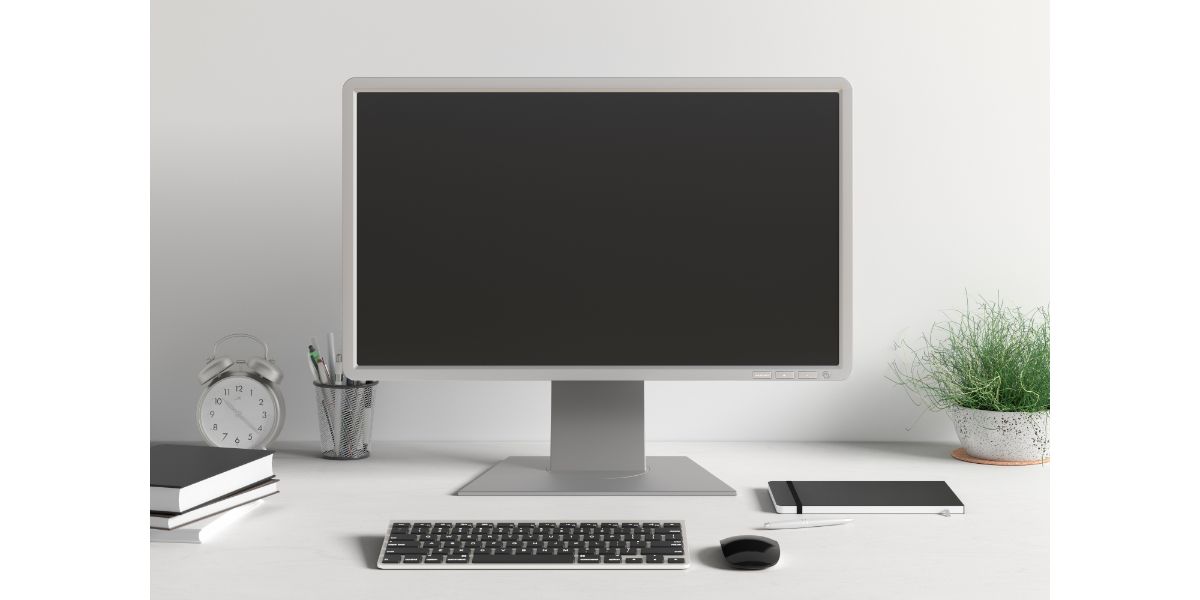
top-left (220, 397), bottom-right (261, 433)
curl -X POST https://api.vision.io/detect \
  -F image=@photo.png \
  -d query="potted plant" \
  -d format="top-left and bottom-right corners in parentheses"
top-left (890, 296), bottom-right (1050, 464)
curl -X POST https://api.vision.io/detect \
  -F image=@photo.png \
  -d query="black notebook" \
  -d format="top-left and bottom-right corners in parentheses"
top-left (768, 481), bottom-right (964, 514)
top-left (150, 444), bottom-right (274, 513)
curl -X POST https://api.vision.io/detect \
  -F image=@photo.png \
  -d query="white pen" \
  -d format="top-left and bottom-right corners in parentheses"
top-left (327, 332), bottom-right (340, 383)
top-left (763, 518), bottom-right (852, 530)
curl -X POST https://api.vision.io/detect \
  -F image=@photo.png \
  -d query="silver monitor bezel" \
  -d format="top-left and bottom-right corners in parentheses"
top-left (343, 77), bottom-right (852, 381)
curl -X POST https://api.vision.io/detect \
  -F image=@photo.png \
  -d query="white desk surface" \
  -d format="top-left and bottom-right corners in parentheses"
top-left (150, 442), bottom-right (1051, 599)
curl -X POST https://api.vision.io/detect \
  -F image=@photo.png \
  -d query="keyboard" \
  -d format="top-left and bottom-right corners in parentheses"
top-left (377, 521), bottom-right (690, 569)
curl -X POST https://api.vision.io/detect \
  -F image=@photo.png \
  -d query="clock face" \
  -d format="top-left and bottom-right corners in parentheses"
top-left (198, 374), bottom-right (280, 449)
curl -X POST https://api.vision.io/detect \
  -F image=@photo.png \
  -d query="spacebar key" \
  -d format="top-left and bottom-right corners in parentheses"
top-left (472, 553), bottom-right (575, 564)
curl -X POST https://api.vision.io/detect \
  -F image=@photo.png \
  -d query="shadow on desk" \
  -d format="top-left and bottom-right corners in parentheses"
top-left (273, 444), bottom-right (507, 469)
top-left (753, 488), bottom-right (776, 513)
top-left (357, 536), bottom-right (382, 568)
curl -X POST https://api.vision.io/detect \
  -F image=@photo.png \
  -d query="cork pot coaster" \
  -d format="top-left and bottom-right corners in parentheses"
top-left (952, 447), bottom-right (1049, 466)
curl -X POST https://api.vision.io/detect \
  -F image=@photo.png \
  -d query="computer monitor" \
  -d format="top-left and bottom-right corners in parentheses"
top-left (343, 78), bottom-right (851, 495)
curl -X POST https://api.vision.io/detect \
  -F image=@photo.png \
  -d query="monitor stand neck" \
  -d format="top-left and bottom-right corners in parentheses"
top-left (457, 381), bottom-right (735, 496)
top-left (551, 381), bottom-right (646, 474)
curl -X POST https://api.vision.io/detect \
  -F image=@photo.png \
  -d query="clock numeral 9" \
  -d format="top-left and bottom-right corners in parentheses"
top-left (209, 410), bottom-right (214, 418)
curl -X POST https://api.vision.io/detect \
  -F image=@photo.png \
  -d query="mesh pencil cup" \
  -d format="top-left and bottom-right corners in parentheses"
top-left (313, 380), bottom-right (377, 460)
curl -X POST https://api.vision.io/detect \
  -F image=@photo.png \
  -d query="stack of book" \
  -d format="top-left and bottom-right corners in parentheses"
top-left (150, 444), bottom-right (278, 543)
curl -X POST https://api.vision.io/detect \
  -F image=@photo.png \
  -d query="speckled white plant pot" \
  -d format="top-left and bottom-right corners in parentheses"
top-left (948, 406), bottom-right (1050, 462)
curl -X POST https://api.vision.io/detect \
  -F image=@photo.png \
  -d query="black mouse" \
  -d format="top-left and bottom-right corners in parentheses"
top-left (719, 535), bottom-right (780, 569)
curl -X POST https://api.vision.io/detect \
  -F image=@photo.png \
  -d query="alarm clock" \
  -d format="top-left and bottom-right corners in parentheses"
top-left (197, 333), bottom-right (285, 449)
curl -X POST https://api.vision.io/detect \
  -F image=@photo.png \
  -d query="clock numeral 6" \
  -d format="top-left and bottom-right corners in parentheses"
top-left (234, 437), bottom-right (240, 444)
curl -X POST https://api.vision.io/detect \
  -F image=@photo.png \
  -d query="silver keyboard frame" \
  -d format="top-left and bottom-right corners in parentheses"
top-left (377, 520), bottom-right (691, 570)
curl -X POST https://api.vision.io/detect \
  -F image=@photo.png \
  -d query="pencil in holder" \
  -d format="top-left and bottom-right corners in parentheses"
top-left (314, 380), bottom-right (377, 460)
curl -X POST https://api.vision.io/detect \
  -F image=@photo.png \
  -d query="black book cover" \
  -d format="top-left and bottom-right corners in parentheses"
top-left (151, 444), bottom-right (273, 488)
top-left (770, 480), bottom-right (964, 513)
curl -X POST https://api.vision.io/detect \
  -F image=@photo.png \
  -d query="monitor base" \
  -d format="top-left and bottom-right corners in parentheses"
top-left (457, 455), bottom-right (736, 496)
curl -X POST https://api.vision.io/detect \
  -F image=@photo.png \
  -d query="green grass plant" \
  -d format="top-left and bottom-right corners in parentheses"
top-left (890, 295), bottom-right (1049, 413)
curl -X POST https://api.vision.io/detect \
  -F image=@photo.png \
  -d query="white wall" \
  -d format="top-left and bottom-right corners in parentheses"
top-left (151, 0), bottom-right (1049, 443)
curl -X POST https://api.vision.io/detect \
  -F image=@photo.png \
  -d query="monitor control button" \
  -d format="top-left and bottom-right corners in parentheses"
top-left (752, 371), bottom-right (773, 379)
top-left (796, 371), bottom-right (819, 379)
top-left (774, 371), bottom-right (796, 379)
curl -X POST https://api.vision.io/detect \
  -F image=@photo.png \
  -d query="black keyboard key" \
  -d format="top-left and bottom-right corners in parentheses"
top-left (473, 553), bottom-right (575, 564)
top-left (625, 557), bottom-right (644, 564)
top-left (604, 556), bottom-right (623, 563)
top-left (445, 555), bottom-right (469, 564)
top-left (577, 556), bottom-right (602, 564)
top-left (385, 548), bottom-right (426, 555)
top-left (646, 554), bottom-right (665, 564)
top-left (401, 556), bottom-right (422, 564)
top-left (650, 541), bottom-right (683, 548)
top-left (381, 555), bottom-right (401, 564)
top-left (424, 555), bottom-right (444, 564)
top-left (667, 557), bottom-right (686, 564)
top-left (388, 534), bottom-right (419, 541)
top-left (641, 522), bottom-right (661, 528)
top-left (643, 548), bottom-right (684, 555)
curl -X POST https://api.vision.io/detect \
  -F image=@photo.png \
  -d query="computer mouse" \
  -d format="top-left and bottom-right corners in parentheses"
top-left (719, 535), bottom-right (780, 569)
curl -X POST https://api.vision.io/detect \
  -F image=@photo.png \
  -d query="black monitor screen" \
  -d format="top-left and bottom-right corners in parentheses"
top-left (355, 91), bottom-right (840, 366)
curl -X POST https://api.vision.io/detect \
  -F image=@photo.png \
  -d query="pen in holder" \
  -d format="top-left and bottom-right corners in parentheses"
top-left (313, 380), bottom-right (377, 460)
